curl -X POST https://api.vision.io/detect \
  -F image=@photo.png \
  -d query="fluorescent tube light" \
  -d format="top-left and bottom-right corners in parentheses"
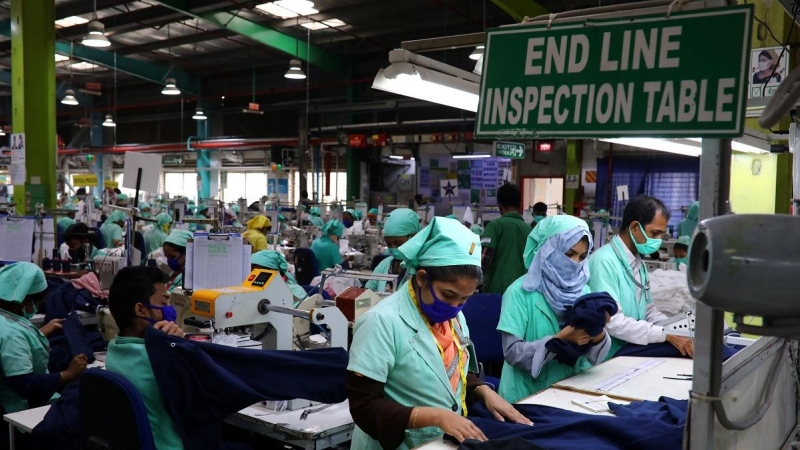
top-left (373, 62), bottom-right (479, 112)
top-left (600, 138), bottom-right (702, 157)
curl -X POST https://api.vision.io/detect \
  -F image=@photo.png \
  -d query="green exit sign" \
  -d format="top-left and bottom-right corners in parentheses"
top-left (162, 155), bottom-right (184, 165)
top-left (494, 141), bottom-right (526, 159)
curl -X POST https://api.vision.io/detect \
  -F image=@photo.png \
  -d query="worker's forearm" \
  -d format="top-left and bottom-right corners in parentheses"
top-left (408, 406), bottom-right (448, 429)
top-left (501, 332), bottom-right (555, 378)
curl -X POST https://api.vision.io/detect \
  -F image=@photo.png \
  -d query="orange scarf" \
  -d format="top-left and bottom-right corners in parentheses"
top-left (430, 321), bottom-right (466, 392)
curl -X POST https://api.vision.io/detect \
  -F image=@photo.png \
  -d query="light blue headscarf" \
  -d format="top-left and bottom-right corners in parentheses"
top-left (105, 210), bottom-right (127, 224)
top-left (0, 262), bottom-right (47, 303)
top-left (322, 220), bottom-right (344, 238)
top-left (397, 217), bottom-right (481, 274)
top-left (383, 208), bottom-right (420, 237)
top-left (522, 215), bottom-right (593, 319)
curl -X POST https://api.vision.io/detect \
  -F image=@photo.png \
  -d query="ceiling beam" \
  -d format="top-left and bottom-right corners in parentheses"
top-left (117, 29), bottom-right (237, 55)
top-left (151, 0), bottom-right (347, 76)
top-left (490, 0), bottom-right (548, 23)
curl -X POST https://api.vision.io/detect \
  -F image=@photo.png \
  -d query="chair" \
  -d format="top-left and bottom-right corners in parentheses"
top-left (80, 368), bottom-right (156, 450)
top-left (294, 247), bottom-right (319, 285)
top-left (462, 293), bottom-right (504, 390)
top-left (371, 254), bottom-right (391, 270)
top-left (301, 285), bottom-right (331, 300)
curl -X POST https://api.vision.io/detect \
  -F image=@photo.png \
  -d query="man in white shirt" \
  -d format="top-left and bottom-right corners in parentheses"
top-left (587, 195), bottom-right (694, 358)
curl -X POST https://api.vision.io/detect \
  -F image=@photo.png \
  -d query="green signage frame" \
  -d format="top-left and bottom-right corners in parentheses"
top-left (476, 5), bottom-right (753, 139)
top-left (494, 141), bottom-right (526, 159)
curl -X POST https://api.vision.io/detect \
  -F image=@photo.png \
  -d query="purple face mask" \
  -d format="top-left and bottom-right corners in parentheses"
top-left (418, 282), bottom-right (464, 324)
top-left (139, 304), bottom-right (177, 324)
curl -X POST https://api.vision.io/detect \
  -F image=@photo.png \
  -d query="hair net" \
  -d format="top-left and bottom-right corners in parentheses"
top-left (242, 230), bottom-right (267, 252)
top-left (64, 203), bottom-right (77, 211)
top-left (117, 193), bottom-right (129, 201)
top-left (251, 250), bottom-right (300, 286)
top-left (156, 212), bottom-right (173, 228)
top-left (521, 215), bottom-right (593, 318)
top-left (344, 209), bottom-right (358, 220)
top-left (309, 207), bottom-right (321, 216)
top-left (165, 230), bottom-right (193, 248)
top-left (321, 220), bottom-right (344, 238)
top-left (139, 202), bottom-right (151, 210)
top-left (445, 214), bottom-right (457, 220)
top-left (676, 235), bottom-right (692, 247)
top-left (247, 215), bottom-right (272, 231)
top-left (106, 210), bottom-right (127, 224)
top-left (0, 262), bottom-right (47, 303)
top-left (396, 217), bottom-right (481, 274)
top-left (368, 208), bottom-right (379, 215)
top-left (383, 208), bottom-right (420, 237)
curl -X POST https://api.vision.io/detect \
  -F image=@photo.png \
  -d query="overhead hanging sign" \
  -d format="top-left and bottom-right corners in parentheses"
top-left (494, 141), bottom-right (526, 159)
top-left (72, 174), bottom-right (99, 187)
top-left (476, 5), bottom-right (753, 139)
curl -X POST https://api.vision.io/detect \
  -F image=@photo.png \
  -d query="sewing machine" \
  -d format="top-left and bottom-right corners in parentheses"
top-left (93, 255), bottom-right (127, 290)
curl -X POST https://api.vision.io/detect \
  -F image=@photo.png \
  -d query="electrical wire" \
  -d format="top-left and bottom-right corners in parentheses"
top-left (761, 1), bottom-right (799, 97)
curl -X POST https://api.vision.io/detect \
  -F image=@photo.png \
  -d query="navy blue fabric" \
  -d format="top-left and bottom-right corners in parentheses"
top-left (294, 247), bottom-right (319, 285)
top-left (31, 380), bottom-right (82, 450)
top-left (545, 293), bottom-right (618, 366)
top-left (43, 280), bottom-right (106, 320)
top-left (301, 285), bottom-right (331, 300)
top-left (145, 327), bottom-right (349, 450)
top-left (5, 372), bottom-right (61, 409)
top-left (457, 398), bottom-right (686, 450)
top-left (462, 293), bottom-right (504, 363)
top-left (47, 314), bottom-right (102, 373)
top-left (616, 341), bottom-right (740, 360)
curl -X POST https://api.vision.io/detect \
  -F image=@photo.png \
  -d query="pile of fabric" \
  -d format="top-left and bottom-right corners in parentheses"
top-left (649, 268), bottom-right (695, 316)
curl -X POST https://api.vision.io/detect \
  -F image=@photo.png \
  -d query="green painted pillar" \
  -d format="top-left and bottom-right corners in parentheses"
top-left (11, 0), bottom-right (56, 212)
top-left (346, 148), bottom-right (360, 201)
top-left (564, 140), bottom-right (581, 215)
top-left (196, 106), bottom-right (210, 202)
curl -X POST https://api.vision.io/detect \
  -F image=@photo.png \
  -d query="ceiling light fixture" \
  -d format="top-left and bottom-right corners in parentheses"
top-left (70, 61), bottom-right (100, 71)
top-left (256, 0), bottom-right (318, 19)
top-left (192, 108), bottom-right (207, 120)
top-left (82, 20), bottom-right (111, 48)
top-left (599, 138), bottom-right (702, 157)
top-left (61, 89), bottom-right (79, 106)
top-left (373, 49), bottom-right (480, 112)
top-left (302, 18), bottom-right (347, 30)
top-left (469, 45), bottom-right (484, 61)
top-left (102, 114), bottom-right (116, 127)
top-left (56, 16), bottom-right (90, 28)
top-left (284, 59), bottom-right (306, 79)
top-left (55, 54), bottom-right (70, 62)
top-left (0, 128), bottom-right (6, 137)
top-left (452, 153), bottom-right (491, 159)
top-left (162, 77), bottom-right (181, 95)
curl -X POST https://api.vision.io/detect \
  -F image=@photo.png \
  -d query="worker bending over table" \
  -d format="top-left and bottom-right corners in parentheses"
top-left (312, 220), bottom-right (345, 271)
top-left (497, 216), bottom-right (614, 404)
top-left (242, 215), bottom-right (271, 253)
top-left (251, 250), bottom-right (308, 306)
top-left (365, 208), bottom-right (420, 293)
top-left (588, 195), bottom-right (694, 358)
top-left (347, 217), bottom-right (531, 450)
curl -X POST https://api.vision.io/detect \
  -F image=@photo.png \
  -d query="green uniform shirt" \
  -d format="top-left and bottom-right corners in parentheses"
top-left (0, 311), bottom-right (55, 413)
top-left (364, 257), bottom-right (407, 293)
top-left (496, 278), bottom-right (591, 403)
top-left (99, 222), bottom-right (123, 248)
top-left (57, 217), bottom-right (76, 230)
top-left (106, 336), bottom-right (184, 450)
top-left (310, 236), bottom-right (342, 271)
top-left (348, 281), bottom-right (478, 450)
top-left (482, 212), bottom-right (532, 294)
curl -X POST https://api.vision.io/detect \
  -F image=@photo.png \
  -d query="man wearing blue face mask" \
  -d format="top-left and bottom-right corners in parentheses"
top-left (106, 266), bottom-right (185, 450)
top-left (588, 195), bottom-right (694, 359)
top-left (365, 208), bottom-right (420, 293)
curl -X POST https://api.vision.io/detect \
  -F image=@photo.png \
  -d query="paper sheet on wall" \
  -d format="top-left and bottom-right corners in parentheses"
top-left (242, 244), bottom-right (252, 281)
top-left (0, 217), bottom-right (34, 262)
top-left (192, 234), bottom-right (244, 290)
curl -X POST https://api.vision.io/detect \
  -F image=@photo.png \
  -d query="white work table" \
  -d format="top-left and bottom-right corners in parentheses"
top-left (29, 310), bottom-right (97, 327)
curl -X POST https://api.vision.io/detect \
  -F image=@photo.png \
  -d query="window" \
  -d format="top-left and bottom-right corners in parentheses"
top-left (163, 172), bottom-right (198, 200)
top-left (292, 171), bottom-right (347, 205)
top-left (221, 172), bottom-right (267, 204)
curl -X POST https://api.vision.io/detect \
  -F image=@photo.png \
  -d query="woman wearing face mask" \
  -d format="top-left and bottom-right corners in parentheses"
top-left (243, 215), bottom-right (271, 253)
top-left (669, 235), bottom-right (691, 270)
top-left (342, 210), bottom-right (357, 229)
top-left (61, 223), bottom-right (100, 263)
top-left (311, 220), bottom-right (345, 271)
top-left (0, 263), bottom-right (88, 420)
top-left (753, 49), bottom-right (782, 84)
top-left (162, 230), bottom-right (193, 294)
top-left (144, 213), bottom-right (173, 256)
top-left (251, 250), bottom-right (308, 307)
top-left (347, 217), bottom-right (532, 450)
top-left (365, 208), bottom-right (420, 293)
top-left (496, 216), bottom-right (611, 403)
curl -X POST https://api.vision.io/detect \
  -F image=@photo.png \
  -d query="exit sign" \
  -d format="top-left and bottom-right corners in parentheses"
top-left (248, 102), bottom-right (260, 111)
top-left (494, 141), bottom-right (525, 159)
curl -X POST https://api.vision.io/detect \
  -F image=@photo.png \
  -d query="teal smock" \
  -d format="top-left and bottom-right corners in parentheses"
top-left (0, 310), bottom-right (57, 413)
top-left (99, 222), bottom-right (123, 248)
top-left (497, 278), bottom-right (591, 403)
top-left (57, 216), bottom-right (76, 230)
top-left (311, 236), bottom-right (342, 271)
top-left (364, 256), bottom-right (406, 293)
top-left (106, 336), bottom-right (184, 449)
top-left (309, 216), bottom-right (325, 227)
top-left (587, 236), bottom-right (652, 357)
top-left (144, 227), bottom-right (168, 256)
top-left (678, 202), bottom-right (699, 237)
top-left (166, 272), bottom-right (183, 294)
top-left (348, 281), bottom-right (479, 450)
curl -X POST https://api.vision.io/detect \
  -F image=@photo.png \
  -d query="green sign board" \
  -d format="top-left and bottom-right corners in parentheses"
top-left (494, 141), bottom-right (525, 159)
top-left (162, 155), bottom-right (184, 165)
top-left (476, 5), bottom-right (752, 139)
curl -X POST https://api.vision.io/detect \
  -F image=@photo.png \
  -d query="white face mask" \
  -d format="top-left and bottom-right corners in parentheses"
top-left (759, 61), bottom-right (772, 71)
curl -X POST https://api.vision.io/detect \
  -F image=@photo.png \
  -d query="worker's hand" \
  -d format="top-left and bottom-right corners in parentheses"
top-left (555, 326), bottom-right (592, 346)
top-left (435, 410), bottom-right (487, 443)
top-left (479, 387), bottom-right (533, 426)
top-left (39, 318), bottom-right (65, 337)
top-left (62, 354), bottom-right (89, 383)
top-left (154, 321), bottom-right (185, 338)
top-left (589, 330), bottom-right (606, 345)
top-left (666, 335), bottom-right (694, 358)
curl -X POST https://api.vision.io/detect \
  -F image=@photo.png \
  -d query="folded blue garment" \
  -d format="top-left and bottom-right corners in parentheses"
top-left (616, 341), bottom-right (740, 360)
top-left (546, 292), bottom-right (618, 366)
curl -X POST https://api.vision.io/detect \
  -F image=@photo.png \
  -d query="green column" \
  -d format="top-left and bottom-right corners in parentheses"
top-left (346, 148), bottom-right (360, 201)
top-left (11, 0), bottom-right (56, 212)
top-left (564, 140), bottom-right (581, 215)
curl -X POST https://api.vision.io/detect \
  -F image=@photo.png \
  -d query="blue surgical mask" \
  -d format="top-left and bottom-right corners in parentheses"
top-left (389, 248), bottom-right (404, 260)
top-left (343, 218), bottom-right (354, 228)
top-left (140, 304), bottom-right (177, 324)
top-left (630, 223), bottom-right (662, 256)
top-left (167, 257), bottom-right (183, 272)
top-left (534, 215), bottom-right (546, 223)
top-left (418, 281), bottom-right (464, 324)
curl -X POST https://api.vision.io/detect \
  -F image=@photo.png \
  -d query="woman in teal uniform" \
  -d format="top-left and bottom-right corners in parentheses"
top-left (0, 263), bottom-right (87, 417)
top-left (144, 213), bottom-right (173, 256)
top-left (162, 230), bottom-right (193, 293)
top-left (365, 208), bottom-right (420, 293)
top-left (347, 217), bottom-right (531, 450)
top-left (100, 210), bottom-right (127, 248)
top-left (311, 220), bottom-right (344, 271)
top-left (57, 203), bottom-right (77, 230)
top-left (496, 216), bottom-right (611, 404)
top-left (251, 250), bottom-right (308, 306)
top-left (308, 207), bottom-right (325, 227)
